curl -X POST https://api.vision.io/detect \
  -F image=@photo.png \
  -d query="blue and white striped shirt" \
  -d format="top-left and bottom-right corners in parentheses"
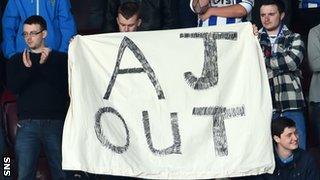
top-left (190, 0), bottom-right (254, 26)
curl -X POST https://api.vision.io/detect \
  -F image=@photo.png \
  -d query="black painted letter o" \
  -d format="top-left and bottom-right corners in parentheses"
top-left (95, 107), bottom-right (130, 154)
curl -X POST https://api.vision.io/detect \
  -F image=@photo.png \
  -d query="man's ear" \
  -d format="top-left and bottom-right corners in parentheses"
top-left (273, 135), bottom-right (280, 143)
top-left (137, 18), bottom-right (142, 27)
top-left (280, 12), bottom-right (285, 21)
top-left (42, 30), bottom-right (48, 39)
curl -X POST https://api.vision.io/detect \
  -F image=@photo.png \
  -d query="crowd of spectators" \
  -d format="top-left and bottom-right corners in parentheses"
top-left (0, 0), bottom-right (320, 179)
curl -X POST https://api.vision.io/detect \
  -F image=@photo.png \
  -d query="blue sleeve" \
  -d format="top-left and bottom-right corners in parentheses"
top-left (57, 0), bottom-right (77, 52)
top-left (2, 0), bottom-right (20, 59)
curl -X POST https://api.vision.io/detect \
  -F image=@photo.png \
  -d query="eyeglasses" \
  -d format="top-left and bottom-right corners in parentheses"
top-left (22, 29), bottom-right (44, 38)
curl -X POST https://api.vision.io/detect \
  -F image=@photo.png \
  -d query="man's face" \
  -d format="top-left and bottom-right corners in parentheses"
top-left (274, 127), bottom-right (299, 152)
top-left (117, 13), bottom-right (141, 32)
top-left (260, 4), bottom-right (284, 34)
top-left (23, 24), bottom-right (46, 50)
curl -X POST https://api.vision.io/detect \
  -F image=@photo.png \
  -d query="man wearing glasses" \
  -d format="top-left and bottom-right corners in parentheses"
top-left (6, 15), bottom-right (69, 179)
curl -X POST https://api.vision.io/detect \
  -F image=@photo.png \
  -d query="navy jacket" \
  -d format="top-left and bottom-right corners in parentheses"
top-left (6, 51), bottom-right (69, 119)
top-left (264, 148), bottom-right (320, 180)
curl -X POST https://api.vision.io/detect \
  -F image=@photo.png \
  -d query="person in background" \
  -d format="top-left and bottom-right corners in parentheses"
top-left (307, 23), bottom-right (320, 148)
top-left (117, 2), bottom-right (141, 32)
top-left (2, 0), bottom-right (76, 60)
top-left (103, 0), bottom-right (178, 32)
top-left (190, 0), bottom-right (254, 27)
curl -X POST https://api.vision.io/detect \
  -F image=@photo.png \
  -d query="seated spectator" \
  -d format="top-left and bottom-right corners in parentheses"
top-left (265, 117), bottom-right (320, 179)
top-left (117, 2), bottom-right (141, 32)
top-left (307, 23), bottom-right (320, 148)
top-left (258, 0), bottom-right (307, 149)
top-left (6, 15), bottom-right (69, 179)
top-left (190, 0), bottom-right (254, 26)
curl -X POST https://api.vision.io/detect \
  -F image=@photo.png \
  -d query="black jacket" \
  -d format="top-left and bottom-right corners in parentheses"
top-left (6, 51), bottom-right (69, 120)
top-left (263, 148), bottom-right (320, 180)
top-left (238, 148), bottom-right (320, 180)
top-left (104, 0), bottom-right (178, 32)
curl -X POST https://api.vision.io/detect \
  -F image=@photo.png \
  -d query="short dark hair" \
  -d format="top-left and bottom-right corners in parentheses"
top-left (271, 117), bottom-right (296, 138)
top-left (260, 0), bottom-right (285, 14)
top-left (118, 2), bottom-right (140, 20)
top-left (24, 15), bottom-right (47, 30)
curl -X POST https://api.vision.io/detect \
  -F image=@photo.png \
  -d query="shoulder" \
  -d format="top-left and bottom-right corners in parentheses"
top-left (309, 24), bottom-right (320, 36)
top-left (50, 50), bottom-right (68, 59)
top-left (11, 52), bottom-right (23, 59)
top-left (295, 149), bottom-right (318, 168)
top-left (290, 33), bottom-right (304, 48)
top-left (7, 53), bottom-right (24, 68)
top-left (258, 27), bottom-right (268, 35)
top-left (47, 51), bottom-right (68, 65)
top-left (292, 32), bottom-right (302, 39)
top-left (284, 30), bottom-right (303, 46)
top-left (290, 33), bottom-right (303, 43)
top-left (9, 53), bottom-right (23, 62)
top-left (283, 26), bottom-right (301, 39)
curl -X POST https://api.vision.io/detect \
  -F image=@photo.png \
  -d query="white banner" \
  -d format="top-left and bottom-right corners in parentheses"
top-left (62, 22), bottom-right (274, 179)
